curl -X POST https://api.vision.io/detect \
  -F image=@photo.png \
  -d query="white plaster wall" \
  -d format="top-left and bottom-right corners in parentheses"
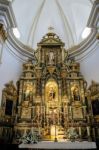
top-left (0, 44), bottom-right (23, 105)
top-left (80, 45), bottom-right (99, 87)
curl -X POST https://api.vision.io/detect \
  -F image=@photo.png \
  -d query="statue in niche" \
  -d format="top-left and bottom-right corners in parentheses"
top-left (48, 87), bottom-right (56, 101)
top-left (73, 86), bottom-right (80, 101)
top-left (48, 51), bottom-right (54, 65)
top-left (23, 83), bottom-right (33, 101)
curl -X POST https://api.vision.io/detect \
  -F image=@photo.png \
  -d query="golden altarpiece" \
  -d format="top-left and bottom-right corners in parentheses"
top-left (0, 31), bottom-right (98, 143)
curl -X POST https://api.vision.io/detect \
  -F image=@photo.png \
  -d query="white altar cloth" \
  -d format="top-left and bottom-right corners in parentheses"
top-left (19, 141), bottom-right (96, 149)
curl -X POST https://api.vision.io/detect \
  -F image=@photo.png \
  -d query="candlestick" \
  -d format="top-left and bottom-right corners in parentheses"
top-left (87, 126), bottom-right (90, 136)
top-left (79, 127), bottom-right (81, 136)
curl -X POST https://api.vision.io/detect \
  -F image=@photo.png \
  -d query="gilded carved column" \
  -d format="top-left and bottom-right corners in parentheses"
top-left (42, 79), bottom-right (45, 126)
top-left (41, 80), bottom-right (45, 104)
top-left (80, 80), bottom-right (85, 104)
top-left (18, 80), bottom-right (23, 105)
top-left (67, 81), bottom-right (71, 102)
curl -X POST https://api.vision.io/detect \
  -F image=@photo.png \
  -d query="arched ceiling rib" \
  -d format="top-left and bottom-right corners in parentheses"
top-left (27, 0), bottom-right (46, 47)
top-left (55, 0), bottom-right (74, 48)
top-left (12, 0), bottom-right (93, 49)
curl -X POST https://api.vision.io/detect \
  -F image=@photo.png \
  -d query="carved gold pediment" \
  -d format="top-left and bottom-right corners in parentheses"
top-left (37, 32), bottom-right (64, 46)
top-left (41, 38), bottom-right (61, 45)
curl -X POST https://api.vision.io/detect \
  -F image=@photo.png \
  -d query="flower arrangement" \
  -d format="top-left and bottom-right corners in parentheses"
top-left (66, 127), bottom-right (78, 141)
top-left (19, 131), bottom-right (41, 144)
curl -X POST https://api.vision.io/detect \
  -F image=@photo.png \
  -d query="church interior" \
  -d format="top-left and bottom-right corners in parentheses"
top-left (0, 0), bottom-right (99, 149)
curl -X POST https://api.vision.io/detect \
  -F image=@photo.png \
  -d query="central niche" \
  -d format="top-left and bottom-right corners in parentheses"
top-left (45, 79), bottom-right (58, 102)
top-left (45, 79), bottom-right (60, 126)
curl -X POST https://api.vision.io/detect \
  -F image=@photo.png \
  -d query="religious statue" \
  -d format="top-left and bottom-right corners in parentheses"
top-left (49, 52), bottom-right (54, 65)
top-left (48, 87), bottom-right (56, 101)
top-left (73, 86), bottom-right (80, 101)
top-left (23, 83), bottom-right (33, 101)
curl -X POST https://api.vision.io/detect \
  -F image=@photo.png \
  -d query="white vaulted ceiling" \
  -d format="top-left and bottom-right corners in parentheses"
top-left (12, 0), bottom-right (93, 49)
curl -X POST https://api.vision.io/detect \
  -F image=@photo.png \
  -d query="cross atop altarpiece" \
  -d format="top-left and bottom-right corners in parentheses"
top-left (48, 26), bottom-right (54, 33)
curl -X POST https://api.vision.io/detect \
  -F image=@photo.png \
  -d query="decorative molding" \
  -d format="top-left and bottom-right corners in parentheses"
top-left (68, 0), bottom-right (99, 61)
top-left (8, 32), bottom-right (35, 59)
top-left (0, 0), bottom-right (17, 27)
top-left (87, 0), bottom-right (99, 27)
top-left (75, 38), bottom-right (98, 62)
top-left (68, 30), bottom-right (98, 60)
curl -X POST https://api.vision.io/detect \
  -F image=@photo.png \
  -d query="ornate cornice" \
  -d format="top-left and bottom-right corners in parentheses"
top-left (0, 0), bottom-right (17, 27)
top-left (0, 0), bottom-right (98, 62)
top-left (8, 32), bottom-right (35, 59)
top-left (68, 0), bottom-right (99, 61)
top-left (87, 0), bottom-right (99, 27)
top-left (68, 30), bottom-right (98, 59)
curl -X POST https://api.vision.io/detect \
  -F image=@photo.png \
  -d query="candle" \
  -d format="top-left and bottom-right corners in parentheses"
top-left (87, 126), bottom-right (90, 136)
top-left (79, 127), bottom-right (81, 136)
